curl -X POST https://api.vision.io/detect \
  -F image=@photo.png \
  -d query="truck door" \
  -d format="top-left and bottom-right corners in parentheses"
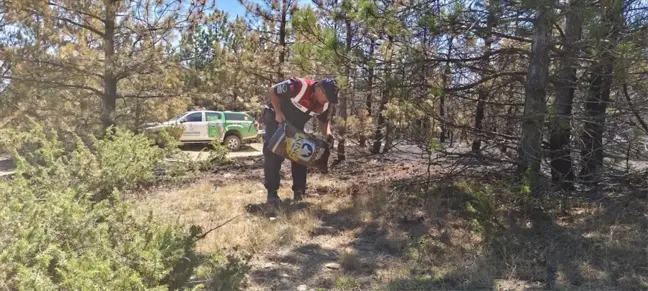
top-left (180, 112), bottom-right (205, 141)
top-left (206, 112), bottom-right (224, 141)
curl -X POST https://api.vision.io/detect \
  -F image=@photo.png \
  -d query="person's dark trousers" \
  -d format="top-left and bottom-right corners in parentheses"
top-left (262, 108), bottom-right (307, 202)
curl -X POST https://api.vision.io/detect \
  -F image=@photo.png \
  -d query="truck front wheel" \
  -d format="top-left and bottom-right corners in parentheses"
top-left (225, 135), bottom-right (242, 151)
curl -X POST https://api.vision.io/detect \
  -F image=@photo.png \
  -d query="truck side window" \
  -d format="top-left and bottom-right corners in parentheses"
top-left (224, 113), bottom-right (247, 121)
top-left (185, 112), bottom-right (203, 122)
top-left (206, 112), bottom-right (221, 121)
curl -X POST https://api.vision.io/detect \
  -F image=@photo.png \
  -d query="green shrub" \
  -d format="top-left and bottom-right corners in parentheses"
top-left (146, 126), bottom-right (185, 148)
top-left (0, 122), bottom-right (236, 290)
top-left (208, 139), bottom-right (230, 165)
top-left (191, 251), bottom-right (252, 291)
top-left (455, 181), bottom-right (500, 238)
top-left (1, 123), bottom-right (178, 200)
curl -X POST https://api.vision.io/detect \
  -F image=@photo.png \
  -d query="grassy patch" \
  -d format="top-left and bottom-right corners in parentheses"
top-left (131, 159), bottom-right (647, 291)
top-left (333, 275), bottom-right (359, 290)
top-left (133, 179), bottom-right (323, 253)
top-left (312, 177), bottom-right (646, 290)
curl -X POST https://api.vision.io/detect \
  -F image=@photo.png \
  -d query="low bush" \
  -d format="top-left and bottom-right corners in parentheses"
top-left (1, 122), bottom-right (178, 200)
top-left (190, 251), bottom-right (252, 291)
top-left (208, 139), bottom-right (230, 164)
top-left (0, 121), bottom-right (240, 290)
top-left (145, 126), bottom-right (185, 149)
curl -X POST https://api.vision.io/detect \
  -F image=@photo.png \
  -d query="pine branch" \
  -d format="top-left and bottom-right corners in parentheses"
top-left (2, 75), bottom-right (103, 97)
top-left (16, 5), bottom-right (105, 37)
top-left (491, 31), bottom-right (532, 43)
top-left (47, 1), bottom-right (106, 23)
top-left (623, 83), bottom-right (648, 135)
top-left (53, 15), bottom-right (106, 37)
top-left (31, 59), bottom-right (104, 79)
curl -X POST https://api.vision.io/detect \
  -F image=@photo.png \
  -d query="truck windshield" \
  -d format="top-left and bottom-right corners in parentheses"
top-left (169, 114), bottom-right (184, 122)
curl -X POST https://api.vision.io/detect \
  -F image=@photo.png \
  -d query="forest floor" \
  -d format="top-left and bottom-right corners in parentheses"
top-left (133, 143), bottom-right (648, 291)
top-left (0, 155), bottom-right (14, 178)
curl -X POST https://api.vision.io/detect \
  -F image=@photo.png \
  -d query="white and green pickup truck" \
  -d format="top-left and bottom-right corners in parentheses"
top-left (144, 110), bottom-right (261, 151)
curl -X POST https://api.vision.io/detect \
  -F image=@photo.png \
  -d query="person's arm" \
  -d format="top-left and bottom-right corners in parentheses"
top-left (269, 88), bottom-right (285, 123)
top-left (270, 79), bottom-right (298, 123)
top-left (319, 119), bottom-right (331, 136)
top-left (317, 106), bottom-right (333, 140)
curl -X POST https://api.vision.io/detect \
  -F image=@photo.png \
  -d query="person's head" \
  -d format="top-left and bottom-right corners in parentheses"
top-left (313, 78), bottom-right (339, 105)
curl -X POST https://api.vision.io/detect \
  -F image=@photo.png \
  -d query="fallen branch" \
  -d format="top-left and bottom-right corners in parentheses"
top-left (193, 215), bottom-right (240, 242)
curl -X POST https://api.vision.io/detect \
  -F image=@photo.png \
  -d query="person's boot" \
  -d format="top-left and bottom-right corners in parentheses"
top-left (293, 189), bottom-right (305, 202)
top-left (245, 191), bottom-right (280, 215)
top-left (266, 190), bottom-right (281, 208)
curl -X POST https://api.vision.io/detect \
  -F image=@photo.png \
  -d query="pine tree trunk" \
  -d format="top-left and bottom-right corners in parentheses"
top-left (472, 0), bottom-right (496, 153)
top-left (101, 0), bottom-right (117, 131)
top-left (439, 89), bottom-right (446, 143)
top-left (501, 105), bottom-right (515, 153)
top-left (549, 0), bottom-right (583, 190)
top-left (360, 38), bottom-right (375, 147)
top-left (421, 27), bottom-right (430, 142)
top-left (440, 36), bottom-right (453, 143)
top-left (383, 122), bottom-right (392, 153)
top-left (518, 1), bottom-right (554, 194)
top-left (472, 89), bottom-right (487, 152)
top-left (337, 18), bottom-right (352, 162)
top-left (372, 90), bottom-right (388, 154)
top-left (580, 64), bottom-right (610, 182)
top-left (579, 0), bottom-right (621, 183)
top-left (372, 36), bottom-right (392, 154)
top-left (277, 0), bottom-right (288, 81)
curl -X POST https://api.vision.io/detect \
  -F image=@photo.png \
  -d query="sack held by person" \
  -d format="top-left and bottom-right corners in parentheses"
top-left (268, 122), bottom-right (331, 170)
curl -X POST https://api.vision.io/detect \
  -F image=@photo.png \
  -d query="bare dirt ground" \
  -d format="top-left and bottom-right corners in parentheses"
top-left (135, 143), bottom-right (648, 291)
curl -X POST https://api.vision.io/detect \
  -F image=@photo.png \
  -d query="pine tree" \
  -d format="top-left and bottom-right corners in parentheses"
top-left (1, 0), bottom-right (212, 131)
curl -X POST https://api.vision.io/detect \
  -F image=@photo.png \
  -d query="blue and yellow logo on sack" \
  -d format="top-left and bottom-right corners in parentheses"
top-left (299, 143), bottom-right (314, 159)
top-left (287, 132), bottom-right (315, 161)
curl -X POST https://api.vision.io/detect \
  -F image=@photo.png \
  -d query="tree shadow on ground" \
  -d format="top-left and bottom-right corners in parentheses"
top-left (249, 243), bottom-right (339, 290)
top-left (383, 180), bottom-right (648, 291)
top-left (244, 200), bottom-right (314, 219)
top-left (246, 177), bottom-right (481, 289)
top-left (246, 170), bottom-right (648, 290)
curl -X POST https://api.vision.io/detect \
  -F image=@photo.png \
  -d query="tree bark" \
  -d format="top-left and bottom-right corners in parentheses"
top-left (518, 1), bottom-right (554, 194)
top-left (277, 0), bottom-right (288, 81)
top-left (549, 0), bottom-right (583, 190)
top-left (360, 38), bottom-right (375, 147)
top-left (623, 84), bottom-right (648, 135)
top-left (440, 36), bottom-right (453, 143)
top-left (420, 27), bottom-right (429, 141)
top-left (372, 90), bottom-right (388, 154)
top-left (337, 18), bottom-right (352, 161)
top-left (472, 0), bottom-right (497, 153)
top-left (101, 0), bottom-right (117, 131)
top-left (372, 36), bottom-right (392, 154)
top-left (579, 0), bottom-right (621, 183)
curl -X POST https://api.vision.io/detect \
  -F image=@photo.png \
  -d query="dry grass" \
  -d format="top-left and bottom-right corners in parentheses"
top-left (133, 177), bottom-right (322, 253)
top-left (131, 158), bottom-right (648, 291)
